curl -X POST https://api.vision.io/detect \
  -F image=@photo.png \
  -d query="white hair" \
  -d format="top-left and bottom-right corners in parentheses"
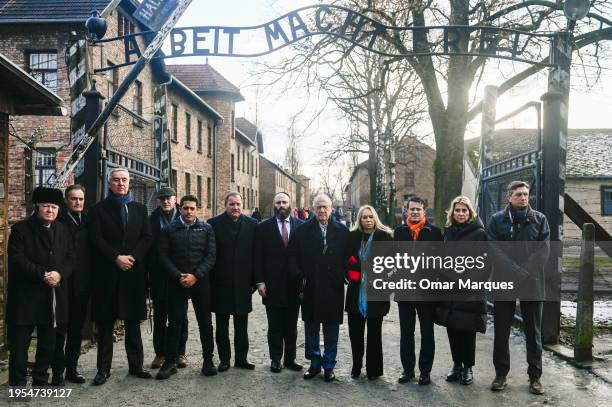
top-left (312, 194), bottom-right (332, 208)
top-left (107, 167), bottom-right (130, 182)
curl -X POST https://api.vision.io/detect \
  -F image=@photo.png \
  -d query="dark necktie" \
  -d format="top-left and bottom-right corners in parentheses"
top-left (120, 205), bottom-right (128, 228)
top-left (281, 219), bottom-right (289, 247)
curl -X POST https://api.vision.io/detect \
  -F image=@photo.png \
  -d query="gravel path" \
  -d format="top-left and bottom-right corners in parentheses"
top-left (2, 294), bottom-right (611, 406)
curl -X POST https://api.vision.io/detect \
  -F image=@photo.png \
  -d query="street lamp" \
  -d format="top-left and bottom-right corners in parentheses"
top-left (85, 10), bottom-right (107, 42)
top-left (564, 0), bottom-right (591, 31)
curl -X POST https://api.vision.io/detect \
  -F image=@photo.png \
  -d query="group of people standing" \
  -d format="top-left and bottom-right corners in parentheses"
top-left (341, 181), bottom-right (549, 395)
top-left (7, 169), bottom-right (549, 396)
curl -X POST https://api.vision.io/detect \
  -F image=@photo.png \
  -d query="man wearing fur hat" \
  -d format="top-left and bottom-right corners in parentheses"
top-left (7, 186), bottom-right (73, 387)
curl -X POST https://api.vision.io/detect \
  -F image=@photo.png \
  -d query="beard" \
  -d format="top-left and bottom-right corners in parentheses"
top-left (274, 206), bottom-right (291, 219)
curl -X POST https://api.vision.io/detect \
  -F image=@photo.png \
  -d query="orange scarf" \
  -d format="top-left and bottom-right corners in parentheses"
top-left (408, 218), bottom-right (426, 241)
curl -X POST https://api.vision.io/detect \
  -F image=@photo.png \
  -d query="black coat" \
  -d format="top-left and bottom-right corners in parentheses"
top-left (254, 216), bottom-right (304, 308)
top-left (89, 197), bottom-right (152, 322)
top-left (344, 229), bottom-right (392, 318)
top-left (393, 220), bottom-right (443, 303)
top-left (208, 213), bottom-right (258, 315)
top-left (147, 205), bottom-right (181, 300)
top-left (393, 221), bottom-right (444, 242)
top-left (7, 215), bottom-right (73, 326)
top-left (487, 205), bottom-right (550, 299)
top-left (159, 217), bottom-right (216, 300)
top-left (57, 210), bottom-right (91, 297)
top-left (437, 218), bottom-right (488, 333)
top-left (288, 218), bottom-right (349, 324)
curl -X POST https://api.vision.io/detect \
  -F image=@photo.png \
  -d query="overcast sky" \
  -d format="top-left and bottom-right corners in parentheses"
top-left (164, 0), bottom-right (612, 182)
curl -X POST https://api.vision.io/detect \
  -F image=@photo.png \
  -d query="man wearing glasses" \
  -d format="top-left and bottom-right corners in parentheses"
top-left (147, 187), bottom-right (188, 371)
top-left (7, 186), bottom-right (73, 387)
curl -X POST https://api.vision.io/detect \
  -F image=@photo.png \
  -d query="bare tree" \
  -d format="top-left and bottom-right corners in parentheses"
top-left (283, 121), bottom-right (302, 176)
top-left (253, 6), bottom-right (428, 223)
top-left (316, 156), bottom-right (351, 204)
top-left (253, 0), bottom-right (612, 223)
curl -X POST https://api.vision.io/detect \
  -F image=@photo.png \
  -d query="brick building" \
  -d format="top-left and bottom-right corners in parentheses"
top-left (0, 0), bottom-right (165, 219)
top-left (344, 138), bottom-right (436, 224)
top-left (0, 52), bottom-right (65, 353)
top-left (235, 117), bottom-right (263, 214)
top-left (258, 155), bottom-right (298, 218)
top-left (164, 75), bottom-right (222, 218)
top-left (166, 64), bottom-right (264, 217)
top-left (296, 174), bottom-right (311, 210)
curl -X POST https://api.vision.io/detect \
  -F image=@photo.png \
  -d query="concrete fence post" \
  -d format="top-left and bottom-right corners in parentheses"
top-left (574, 222), bottom-right (594, 362)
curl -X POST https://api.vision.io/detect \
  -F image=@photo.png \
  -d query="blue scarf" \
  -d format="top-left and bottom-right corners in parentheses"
top-left (108, 191), bottom-right (132, 227)
top-left (108, 190), bottom-right (133, 206)
top-left (357, 231), bottom-right (375, 318)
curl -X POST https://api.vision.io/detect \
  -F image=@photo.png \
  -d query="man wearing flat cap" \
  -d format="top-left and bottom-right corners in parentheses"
top-left (89, 167), bottom-right (153, 385)
top-left (7, 186), bottom-right (73, 387)
top-left (146, 187), bottom-right (189, 370)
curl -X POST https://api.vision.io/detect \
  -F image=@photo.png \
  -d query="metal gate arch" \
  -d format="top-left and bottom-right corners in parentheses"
top-left (478, 94), bottom-right (543, 224)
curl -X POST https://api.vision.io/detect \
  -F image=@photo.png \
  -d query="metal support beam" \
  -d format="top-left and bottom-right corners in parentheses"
top-left (52, 0), bottom-right (193, 187)
top-left (541, 32), bottom-right (572, 344)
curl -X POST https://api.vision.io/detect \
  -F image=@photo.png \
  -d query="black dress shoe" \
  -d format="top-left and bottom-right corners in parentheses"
top-left (235, 360), bottom-right (255, 370)
top-left (51, 374), bottom-right (65, 387)
top-left (398, 371), bottom-right (415, 384)
top-left (367, 374), bottom-right (381, 381)
top-left (218, 361), bottom-right (230, 372)
top-left (155, 364), bottom-right (177, 380)
top-left (460, 367), bottom-right (473, 385)
top-left (201, 360), bottom-right (218, 376)
top-left (324, 368), bottom-right (335, 382)
top-left (446, 363), bottom-right (463, 382)
top-left (418, 373), bottom-right (431, 385)
top-left (351, 366), bottom-right (361, 379)
top-left (270, 360), bottom-right (282, 373)
top-left (303, 366), bottom-right (321, 380)
top-left (65, 370), bottom-right (86, 384)
top-left (129, 369), bottom-right (152, 379)
top-left (283, 360), bottom-right (303, 371)
top-left (92, 371), bottom-right (110, 386)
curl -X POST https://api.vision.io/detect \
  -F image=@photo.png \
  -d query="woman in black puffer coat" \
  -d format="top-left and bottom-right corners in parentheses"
top-left (441, 196), bottom-right (488, 386)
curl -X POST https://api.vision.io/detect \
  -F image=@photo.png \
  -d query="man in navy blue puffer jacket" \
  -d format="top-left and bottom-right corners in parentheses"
top-left (156, 195), bottom-right (217, 380)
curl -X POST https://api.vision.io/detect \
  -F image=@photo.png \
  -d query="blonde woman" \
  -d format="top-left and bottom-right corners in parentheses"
top-left (345, 205), bottom-right (393, 380)
top-left (441, 196), bottom-right (487, 386)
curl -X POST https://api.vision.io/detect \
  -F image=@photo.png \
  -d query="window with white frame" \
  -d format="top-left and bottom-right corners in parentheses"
top-left (29, 52), bottom-right (57, 92)
top-left (35, 148), bottom-right (56, 187)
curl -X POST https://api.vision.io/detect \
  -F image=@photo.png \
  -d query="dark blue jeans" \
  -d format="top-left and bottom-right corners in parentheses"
top-left (304, 322), bottom-right (339, 369)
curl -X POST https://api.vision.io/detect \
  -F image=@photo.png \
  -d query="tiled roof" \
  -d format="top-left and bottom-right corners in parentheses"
top-left (166, 63), bottom-right (244, 101)
top-left (0, 0), bottom-right (113, 23)
top-left (235, 117), bottom-right (264, 153)
top-left (260, 155), bottom-right (298, 184)
top-left (0, 52), bottom-right (64, 113)
top-left (235, 117), bottom-right (258, 142)
top-left (348, 160), bottom-right (368, 183)
top-left (465, 128), bottom-right (612, 178)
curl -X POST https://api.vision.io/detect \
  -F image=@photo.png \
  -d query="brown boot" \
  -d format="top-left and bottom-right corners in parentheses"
top-left (151, 355), bottom-right (165, 369)
top-left (177, 355), bottom-right (188, 368)
top-left (529, 376), bottom-right (544, 395)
